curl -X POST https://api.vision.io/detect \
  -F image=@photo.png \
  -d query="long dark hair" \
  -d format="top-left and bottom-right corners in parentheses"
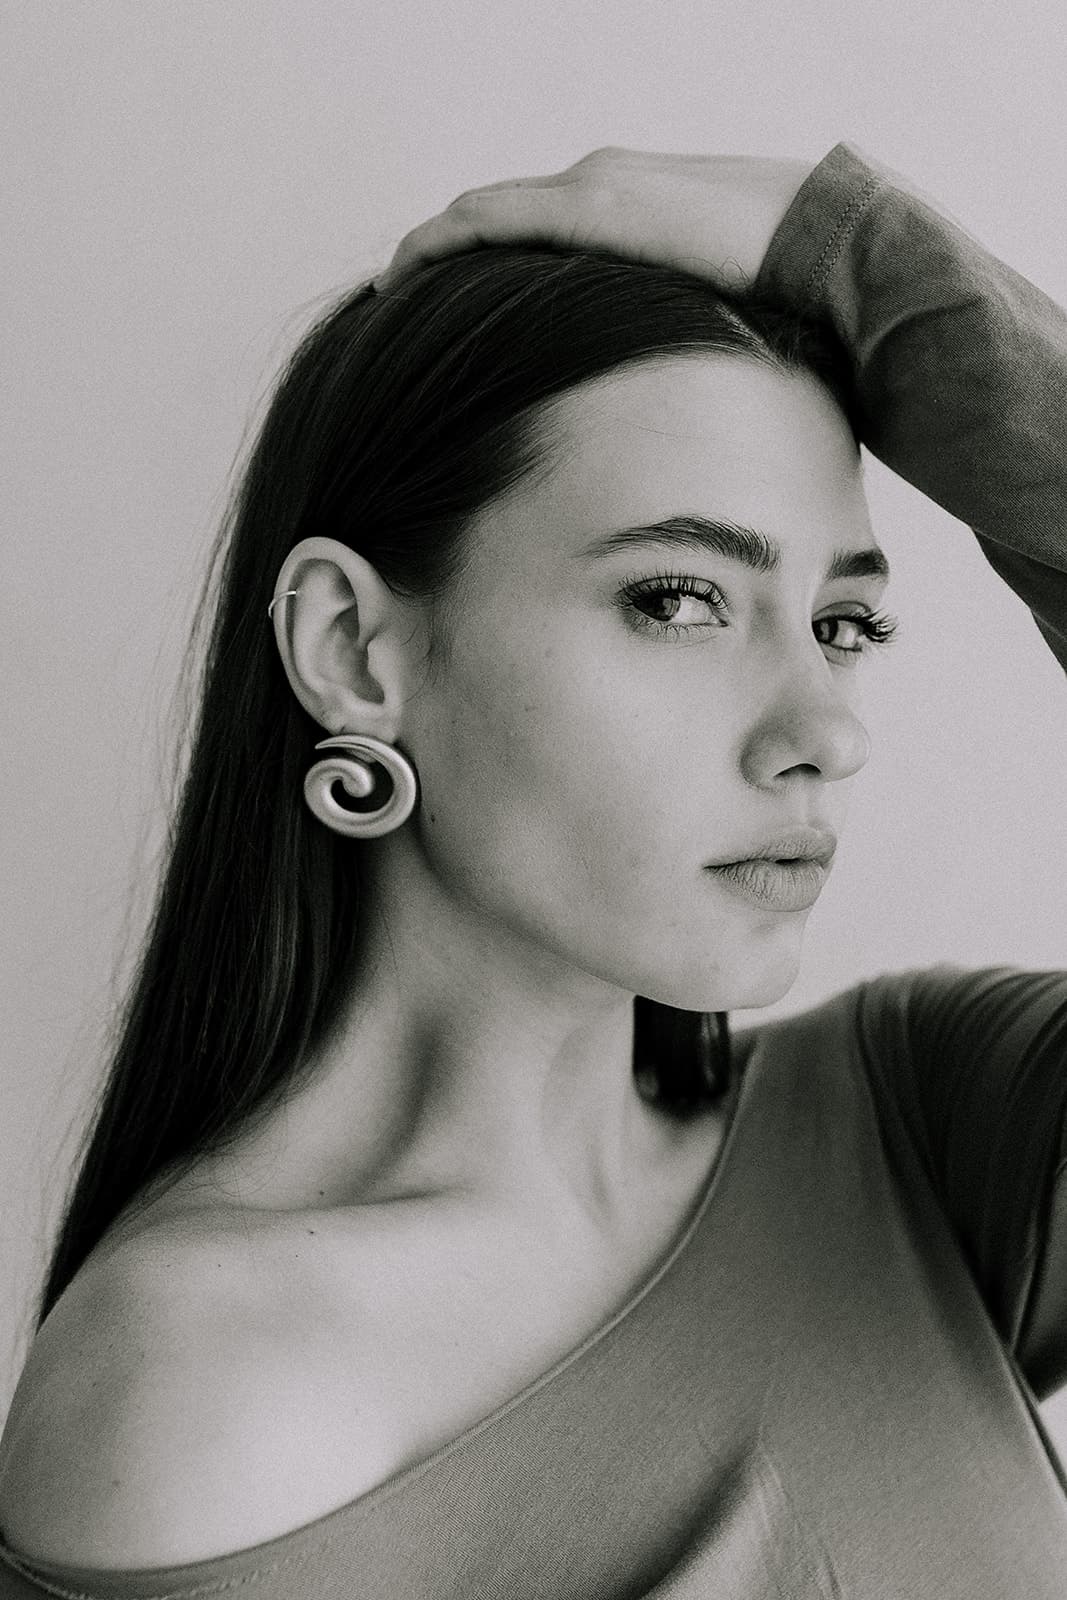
top-left (33, 246), bottom-right (857, 1333)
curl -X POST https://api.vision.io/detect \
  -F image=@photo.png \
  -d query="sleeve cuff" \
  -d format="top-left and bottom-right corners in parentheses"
top-left (755, 140), bottom-right (887, 308)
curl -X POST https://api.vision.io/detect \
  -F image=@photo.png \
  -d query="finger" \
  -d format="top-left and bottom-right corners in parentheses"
top-left (457, 172), bottom-right (562, 194)
top-left (373, 181), bottom-right (576, 294)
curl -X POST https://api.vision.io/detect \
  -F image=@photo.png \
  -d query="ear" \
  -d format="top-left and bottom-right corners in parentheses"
top-left (269, 536), bottom-right (417, 740)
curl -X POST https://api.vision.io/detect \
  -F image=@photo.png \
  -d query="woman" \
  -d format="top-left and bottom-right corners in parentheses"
top-left (0, 139), bottom-right (1064, 1596)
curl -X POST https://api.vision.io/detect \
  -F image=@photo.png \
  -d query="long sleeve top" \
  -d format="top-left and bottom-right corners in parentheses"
top-left (1, 139), bottom-right (1065, 1600)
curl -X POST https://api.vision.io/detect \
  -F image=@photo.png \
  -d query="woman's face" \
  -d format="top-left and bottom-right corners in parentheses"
top-left (400, 353), bottom-right (889, 1013)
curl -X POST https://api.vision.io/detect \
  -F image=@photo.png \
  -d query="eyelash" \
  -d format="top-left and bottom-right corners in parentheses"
top-left (620, 570), bottom-right (901, 661)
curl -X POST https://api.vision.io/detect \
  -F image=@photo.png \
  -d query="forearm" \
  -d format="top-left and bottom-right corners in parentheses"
top-left (756, 141), bottom-right (1067, 675)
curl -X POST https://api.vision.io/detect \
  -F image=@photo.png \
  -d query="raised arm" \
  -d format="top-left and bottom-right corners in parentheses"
top-left (374, 139), bottom-right (1067, 673)
top-left (756, 140), bottom-right (1067, 674)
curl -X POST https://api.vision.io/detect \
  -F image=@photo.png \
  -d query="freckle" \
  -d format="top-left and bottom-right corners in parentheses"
top-left (318, 1190), bottom-right (325, 1197)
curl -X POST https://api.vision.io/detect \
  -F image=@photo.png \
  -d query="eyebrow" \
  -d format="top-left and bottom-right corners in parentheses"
top-left (576, 514), bottom-right (891, 584)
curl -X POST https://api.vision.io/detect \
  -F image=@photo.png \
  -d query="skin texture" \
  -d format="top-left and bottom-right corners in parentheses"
top-left (269, 352), bottom-right (886, 1239)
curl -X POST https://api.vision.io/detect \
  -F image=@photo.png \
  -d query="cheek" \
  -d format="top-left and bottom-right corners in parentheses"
top-left (415, 631), bottom-right (719, 917)
top-left (407, 631), bottom-right (816, 1008)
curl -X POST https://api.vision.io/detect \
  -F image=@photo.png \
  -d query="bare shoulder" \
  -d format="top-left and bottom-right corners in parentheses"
top-left (0, 1123), bottom-right (730, 1572)
top-left (0, 1213), bottom-right (402, 1571)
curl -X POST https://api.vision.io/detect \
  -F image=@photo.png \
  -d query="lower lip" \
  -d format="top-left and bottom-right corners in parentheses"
top-left (705, 857), bottom-right (830, 911)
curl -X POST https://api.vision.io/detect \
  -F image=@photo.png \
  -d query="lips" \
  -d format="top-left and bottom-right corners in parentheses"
top-left (707, 824), bottom-right (838, 870)
top-left (704, 824), bottom-right (838, 913)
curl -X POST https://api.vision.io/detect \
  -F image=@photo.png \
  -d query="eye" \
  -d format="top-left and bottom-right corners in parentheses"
top-left (621, 573), bottom-right (728, 638)
top-left (620, 571), bottom-right (900, 659)
top-left (814, 610), bottom-right (900, 662)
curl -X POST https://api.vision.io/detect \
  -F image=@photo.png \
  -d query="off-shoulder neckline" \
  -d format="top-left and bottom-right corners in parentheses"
top-left (0, 1028), bottom-right (761, 1593)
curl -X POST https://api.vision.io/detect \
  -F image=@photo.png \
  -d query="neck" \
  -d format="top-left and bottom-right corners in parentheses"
top-left (246, 835), bottom-right (691, 1232)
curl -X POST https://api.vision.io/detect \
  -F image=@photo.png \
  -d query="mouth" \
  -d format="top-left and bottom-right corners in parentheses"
top-left (704, 854), bottom-right (831, 912)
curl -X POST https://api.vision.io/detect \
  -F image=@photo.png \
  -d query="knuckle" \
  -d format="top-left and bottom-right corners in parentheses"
top-left (445, 189), bottom-right (481, 213)
top-left (395, 216), bottom-right (432, 250)
top-left (568, 148), bottom-right (634, 197)
top-left (578, 145), bottom-right (630, 167)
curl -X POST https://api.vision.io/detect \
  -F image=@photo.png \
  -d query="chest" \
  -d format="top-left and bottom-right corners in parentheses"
top-left (349, 1188), bottom-right (706, 1450)
top-left (16, 1110), bottom-right (731, 1569)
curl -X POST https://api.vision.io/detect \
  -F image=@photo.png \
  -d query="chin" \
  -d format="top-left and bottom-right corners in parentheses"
top-left (661, 928), bottom-right (806, 1014)
top-left (724, 966), bottom-right (802, 1012)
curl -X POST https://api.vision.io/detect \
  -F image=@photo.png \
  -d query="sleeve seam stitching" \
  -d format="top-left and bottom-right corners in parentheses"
top-left (805, 173), bottom-right (880, 297)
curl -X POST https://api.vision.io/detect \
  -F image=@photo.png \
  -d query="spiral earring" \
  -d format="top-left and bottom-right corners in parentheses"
top-left (303, 733), bottom-right (419, 838)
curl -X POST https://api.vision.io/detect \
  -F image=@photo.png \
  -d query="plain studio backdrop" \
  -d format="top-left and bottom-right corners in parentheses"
top-left (3, 0), bottom-right (1067, 1470)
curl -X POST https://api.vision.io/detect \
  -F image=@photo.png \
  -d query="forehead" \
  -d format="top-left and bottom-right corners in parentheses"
top-left (482, 353), bottom-right (875, 575)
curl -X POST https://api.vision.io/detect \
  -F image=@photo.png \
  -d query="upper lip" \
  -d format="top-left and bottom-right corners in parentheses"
top-left (707, 825), bottom-right (838, 868)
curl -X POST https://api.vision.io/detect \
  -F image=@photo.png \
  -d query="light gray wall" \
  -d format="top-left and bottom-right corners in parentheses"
top-left (5, 0), bottom-right (1067, 1458)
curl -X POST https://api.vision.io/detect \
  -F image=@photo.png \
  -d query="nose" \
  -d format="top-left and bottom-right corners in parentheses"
top-left (738, 658), bottom-right (872, 789)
